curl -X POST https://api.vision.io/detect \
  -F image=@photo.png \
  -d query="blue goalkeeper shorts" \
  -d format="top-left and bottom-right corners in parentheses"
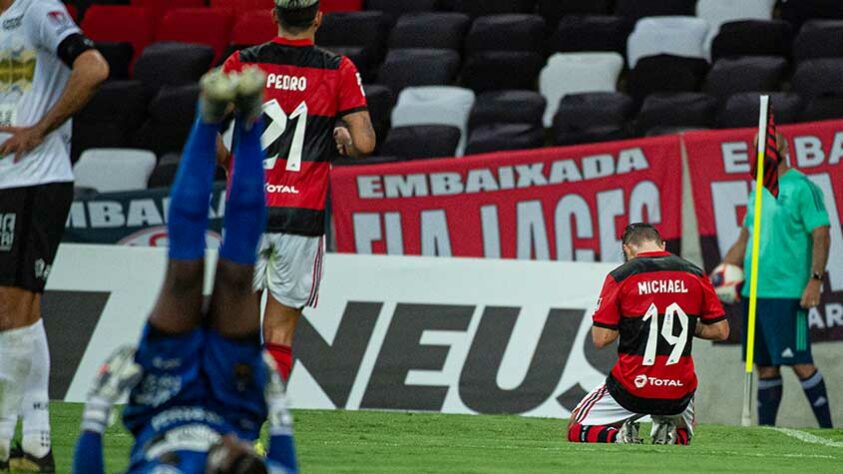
top-left (741, 298), bottom-right (813, 367)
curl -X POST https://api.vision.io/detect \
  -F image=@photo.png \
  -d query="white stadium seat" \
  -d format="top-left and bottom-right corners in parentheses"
top-left (696, 0), bottom-right (775, 59)
top-left (73, 148), bottom-right (157, 193)
top-left (539, 52), bottom-right (624, 127)
top-left (390, 86), bottom-right (476, 156)
top-left (627, 16), bottom-right (710, 68)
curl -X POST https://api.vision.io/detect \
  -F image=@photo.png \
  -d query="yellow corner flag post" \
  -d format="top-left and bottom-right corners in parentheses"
top-left (741, 95), bottom-right (770, 427)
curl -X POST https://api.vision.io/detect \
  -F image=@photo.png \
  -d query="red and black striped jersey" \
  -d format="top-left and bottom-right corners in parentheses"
top-left (223, 37), bottom-right (367, 236)
top-left (592, 251), bottom-right (726, 415)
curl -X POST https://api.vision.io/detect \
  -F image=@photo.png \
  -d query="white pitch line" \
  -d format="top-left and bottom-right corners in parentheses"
top-left (768, 427), bottom-right (843, 448)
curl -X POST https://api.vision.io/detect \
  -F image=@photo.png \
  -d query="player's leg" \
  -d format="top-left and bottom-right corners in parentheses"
top-left (263, 234), bottom-right (325, 380)
top-left (785, 301), bottom-right (832, 428)
top-left (746, 298), bottom-right (782, 426)
top-left (567, 385), bottom-right (640, 444)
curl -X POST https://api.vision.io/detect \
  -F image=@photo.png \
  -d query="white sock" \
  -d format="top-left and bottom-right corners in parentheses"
top-left (0, 324), bottom-right (33, 461)
top-left (21, 320), bottom-right (51, 458)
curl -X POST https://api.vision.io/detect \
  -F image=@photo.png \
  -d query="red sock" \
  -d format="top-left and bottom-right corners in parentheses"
top-left (266, 343), bottom-right (293, 380)
top-left (567, 422), bottom-right (618, 443)
top-left (675, 428), bottom-right (691, 445)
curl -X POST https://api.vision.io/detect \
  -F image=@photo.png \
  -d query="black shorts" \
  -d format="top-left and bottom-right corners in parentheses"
top-left (0, 182), bottom-right (74, 293)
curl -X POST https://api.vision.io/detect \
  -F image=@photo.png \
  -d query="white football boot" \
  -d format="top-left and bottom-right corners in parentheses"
top-left (616, 419), bottom-right (644, 444)
top-left (651, 416), bottom-right (679, 445)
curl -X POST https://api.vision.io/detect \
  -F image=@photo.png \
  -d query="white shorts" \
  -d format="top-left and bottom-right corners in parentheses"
top-left (571, 384), bottom-right (696, 437)
top-left (253, 233), bottom-right (325, 309)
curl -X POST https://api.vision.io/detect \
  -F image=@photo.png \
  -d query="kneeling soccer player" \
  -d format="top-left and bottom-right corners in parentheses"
top-left (71, 67), bottom-right (298, 474)
top-left (568, 224), bottom-right (730, 445)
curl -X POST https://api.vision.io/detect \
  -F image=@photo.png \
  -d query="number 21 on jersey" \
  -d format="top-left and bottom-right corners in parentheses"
top-left (261, 99), bottom-right (307, 172)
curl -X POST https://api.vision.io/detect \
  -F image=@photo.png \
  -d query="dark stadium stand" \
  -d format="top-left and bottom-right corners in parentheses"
top-left (380, 125), bottom-right (462, 160)
top-left (64, 0), bottom-right (843, 191)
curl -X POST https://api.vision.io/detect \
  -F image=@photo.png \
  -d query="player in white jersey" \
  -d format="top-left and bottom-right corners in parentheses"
top-left (0, 0), bottom-right (109, 472)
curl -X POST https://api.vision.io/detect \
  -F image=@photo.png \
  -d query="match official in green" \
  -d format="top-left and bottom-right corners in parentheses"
top-left (723, 132), bottom-right (832, 428)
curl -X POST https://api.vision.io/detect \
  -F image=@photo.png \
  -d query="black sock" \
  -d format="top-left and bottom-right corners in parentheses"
top-left (800, 370), bottom-right (833, 428)
top-left (757, 376), bottom-right (783, 426)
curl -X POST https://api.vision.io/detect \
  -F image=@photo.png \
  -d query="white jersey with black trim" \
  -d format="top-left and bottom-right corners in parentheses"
top-left (0, 0), bottom-right (79, 189)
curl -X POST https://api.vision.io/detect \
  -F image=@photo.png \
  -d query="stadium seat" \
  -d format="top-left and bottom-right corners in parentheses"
top-left (377, 49), bottom-right (461, 95)
top-left (635, 93), bottom-right (718, 136)
top-left (799, 96), bottom-right (843, 122)
top-left (391, 86), bottom-right (475, 156)
top-left (230, 10), bottom-right (277, 47)
top-left (539, 52), bottom-right (624, 127)
top-left (72, 81), bottom-right (148, 162)
top-left (364, 0), bottom-right (437, 23)
top-left (626, 16), bottom-right (709, 68)
top-left (703, 56), bottom-right (788, 102)
top-left (710, 20), bottom-right (793, 61)
top-left (73, 149), bottom-right (158, 193)
top-left (147, 153), bottom-right (181, 189)
top-left (696, 0), bottom-right (775, 58)
top-left (134, 42), bottom-right (214, 99)
top-left (131, 0), bottom-right (206, 31)
top-left (465, 14), bottom-right (546, 53)
top-left (380, 125), bottom-right (461, 160)
top-left (362, 84), bottom-right (395, 149)
top-left (461, 51), bottom-right (544, 93)
top-left (536, 0), bottom-right (612, 29)
top-left (792, 59), bottom-right (843, 99)
top-left (453, 0), bottom-right (537, 18)
top-left (549, 16), bottom-right (633, 55)
top-left (81, 6), bottom-right (154, 63)
top-left (552, 92), bottom-right (634, 145)
top-left (465, 123), bottom-right (545, 155)
top-left (332, 155), bottom-right (403, 166)
top-left (322, 0), bottom-right (364, 12)
top-left (66, 3), bottom-right (78, 22)
top-left (388, 13), bottom-right (471, 51)
top-left (131, 84), bottom-right (200, 157)
top-left (615, 0), bottom-right (696, 21)
top-left (627, 54), bottom-right (709, 104)
top-left (95, 42), bottom-right (134, 80)
top-left (793, 20), bottom-right (843, 62)
top-left (716, 92), bottom-right (803, 128)
top-left (156, 8), bottom-right (235, 62)
top-left (318, 11), bottom-right (389, 81)
top-left (210, 0), bottom-right (274, 10)
top-left (469, 90), bottom-right (546, 129)
top-left (781, 0), bottom-right (843, 32)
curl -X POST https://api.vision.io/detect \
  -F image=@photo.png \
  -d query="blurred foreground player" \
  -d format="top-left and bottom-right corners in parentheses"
top-left (568, 224), bottom-right (729, 445)
top-left (71, 68), bottom-right (297, 474)
top-left (220, 0), bottom-right (376, 380)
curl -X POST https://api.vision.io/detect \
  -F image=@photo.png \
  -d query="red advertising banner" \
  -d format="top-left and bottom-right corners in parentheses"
top-left (685, 120), bottom-right (843, 342)
top-left (331, 136), bottom-right (683, 262)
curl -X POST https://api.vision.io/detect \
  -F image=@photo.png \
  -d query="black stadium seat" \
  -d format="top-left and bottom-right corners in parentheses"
top-left (95, 42), bottom-right (134, 80)
top-left (465, 123), bottom-right (545, 155)
top-left (461, 51), bottom-right (544, 92)
top-left (799, 96), bottom-right (843, 122)
top-left (72, 80), bottom-right (147, 163)
top-left (716, 92), bottom-right (804, 129)
top-left (147, 153), bottom-right (181, 189)
top-left (380, 125), bottom-right (462, 160)
top-left (365, 0), bottom-right (438, 22)
top-left (793, 20), bottom-right (843, 62)
top-left (317, 12), bottom-right (389, 80)
top-left (792, 58), bottom-right (843, 98)
top-left (469, 90), bottom-right (546, 129)
top-left (453, 0), bottom-right (537, 18)
top-left (615, 0), bottom-right (696, 21)
top-left (703, 56), bottom-right (788, 102)
top-left (635, 93), bottom-right (718, 136)
top-left (710, 20), bottom-right (793, 61)
top-left (537, 0), bottom-right (613, 29)
top-left (362, 84), bottom-right (395, 150)
top-left (377, 48), bottom-right (461, 94)
top-left (133, 42), bottom-right (214, 100)
top-left (781, 0), bottom-right (843, 32)
top-left (627, 54), bottom-right (709, 104)
top-left (132, 84), bottom-right (200, 157)
top-left (552, 92), bottom-right (634, 145)
top-left (388, 13), bottom-right (471, 51)
top-left (549, 16), bottom-right (633, 55)
top-left (465, 14), bottom-right (546, 53)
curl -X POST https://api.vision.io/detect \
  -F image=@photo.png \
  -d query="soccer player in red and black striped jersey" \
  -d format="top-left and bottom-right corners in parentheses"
top-left (220, 0), bottom-right (376, 380)
top-left (568, 224), bottom-right (730, 445)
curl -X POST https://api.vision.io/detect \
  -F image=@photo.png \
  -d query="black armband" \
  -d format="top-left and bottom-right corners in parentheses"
top-left (57, 33), bottom-right (96, 68)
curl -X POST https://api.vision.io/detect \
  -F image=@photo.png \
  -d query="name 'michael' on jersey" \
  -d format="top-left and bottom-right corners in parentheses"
top-left (592, 250), bottom-right (726, 415)
top-left (222, 37), bottom-right (368, 236)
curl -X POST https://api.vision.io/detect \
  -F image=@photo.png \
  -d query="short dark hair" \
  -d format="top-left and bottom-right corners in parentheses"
top-left (276, 2), bottom-right (320, 32)
top-left (621, 223), bottom-right (662, 247)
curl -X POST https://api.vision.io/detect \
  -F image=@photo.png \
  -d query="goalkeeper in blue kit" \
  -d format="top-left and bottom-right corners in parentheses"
top-left (71, 67), bottom-right (298, 473)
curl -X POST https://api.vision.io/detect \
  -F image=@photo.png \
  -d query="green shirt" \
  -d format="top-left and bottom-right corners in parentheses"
top-left (742, 170), bottom-right (830, 298)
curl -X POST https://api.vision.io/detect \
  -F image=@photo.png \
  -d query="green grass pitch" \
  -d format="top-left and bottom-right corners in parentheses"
top-left (22, 402), bottom-right (843, 473)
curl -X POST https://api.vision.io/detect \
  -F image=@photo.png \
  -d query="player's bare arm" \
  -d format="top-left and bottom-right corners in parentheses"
top-left (801, 225), bottom-right (830, 309)
top-left (694, 319), bottom-right (730, 341)
top-left (723, 227), bottom-right (749, 268)
top-left (0, 49), bottom-right (108, 162)
top-left (335, 110), bottom-right (375, 158)
top-left (591, 326), bottom-right (618, 349)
